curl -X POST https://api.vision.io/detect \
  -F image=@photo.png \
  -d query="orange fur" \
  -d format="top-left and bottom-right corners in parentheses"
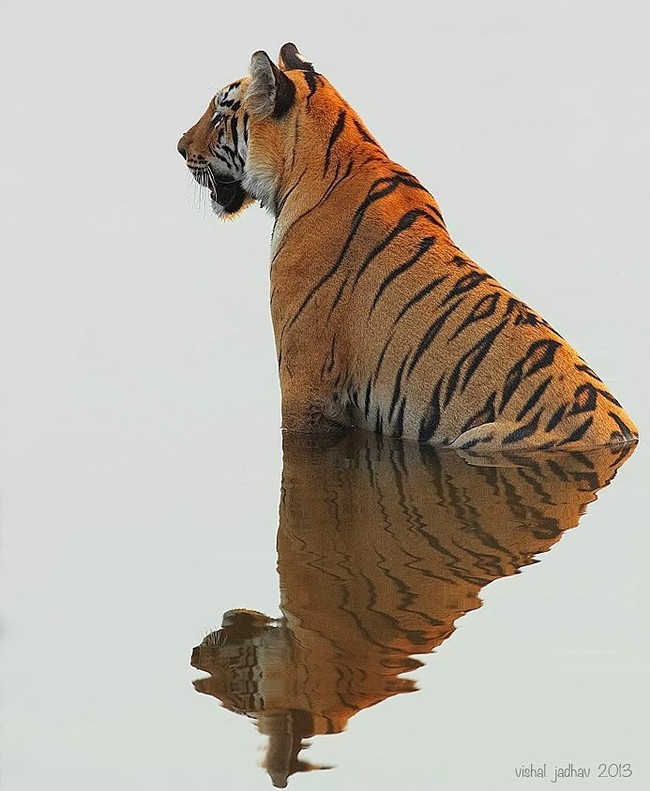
top-left (179, 45), bottom-right (638, 450)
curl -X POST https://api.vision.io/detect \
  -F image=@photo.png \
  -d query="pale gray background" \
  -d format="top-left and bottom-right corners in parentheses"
top-left (1, 0), bottom-right (648, 789)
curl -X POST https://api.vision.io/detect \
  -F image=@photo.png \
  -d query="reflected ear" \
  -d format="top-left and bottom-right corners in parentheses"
top-left (278, 42), bottom-right (315, 73)
top-left (247, 50), bottom-right (296, 119)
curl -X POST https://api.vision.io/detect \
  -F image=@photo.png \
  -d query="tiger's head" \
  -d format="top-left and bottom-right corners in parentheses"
top-left (177, 43), bottom-right (318, 218)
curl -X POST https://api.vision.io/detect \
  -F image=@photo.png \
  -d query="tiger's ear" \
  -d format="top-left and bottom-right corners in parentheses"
top-left (278, 42), bottom-right (315, 73)
top-left (247, 50), bottom-right (296, 119)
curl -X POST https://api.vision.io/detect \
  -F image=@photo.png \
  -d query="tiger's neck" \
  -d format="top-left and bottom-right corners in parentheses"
top-left (269, 146), bottom-right (392, 253)
top-left (244, 90), bottom-right (390, 216)
top-left (268, 142), bottom-right (449, 269)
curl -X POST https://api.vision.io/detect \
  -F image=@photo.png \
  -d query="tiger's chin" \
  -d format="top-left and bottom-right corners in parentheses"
top-left (209, 180), bottom-right (254, 219)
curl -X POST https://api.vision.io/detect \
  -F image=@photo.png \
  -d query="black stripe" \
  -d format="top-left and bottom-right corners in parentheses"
top-left (353, 117), bottom-right (379, 145)
top-left (557, 416), bottom-right (594, 446)
top-left (230, 116), bottom-right (239, 152)
top-left (391, 169), bottom-right (427, 189)
top-left (459, 392), bottom-right (497, 434)
top-left (596, 388), bottom-right (622, 408)
top-left (271, 160), bottom-right (353, 264)
top-left (222, 145), bottom-right (239, 166)
top-left (424, 202), bottom-right (445, 226)
top-left (394, 396), bottom-right (407, 437)
top-left (372, 333), bottom-right (396, 385)
top-left (324, 110), bottom-right (346, 175)
top-left (504, 455), bottom-right (544, 476)
top-left (443, 317), bottom-right (511, 406)
top-left (570, 451), bottom-right (596, 470)
top-left (363, 379), bottom-right (372, 419)
top-left (329, 278), bottom-right (348, 316)
top-left (320, 336), bottom-right (337, 377)
top-left (388, 354), bottom-right (410, 422)
top-left (505, 296), bottom-right (557, 331)
top-left (417, 378), bottom-right (444, 443)
top-left (374, 408), bottom-right (383, 434)
top-left (499, 339), bottom-right (561, 413)
top-left (370, 236), bottom-right (436, 315)
top-left (440, 271), bottom-right (492, 307)
top-left (351, 210), bottom-right (430, 288)
top-left (568, 382), bottom-right (598, 415)
top-left (575, 362), bottom-right (603, 382)
top-left (392, 275), bottom-right (448, 327)
top-left (276, 167), bottom-right (307, 217)
top-left (423, 210), bottom-right (446, 230)
top-left (516, 466), bottom-right (551, 500)
top-left (525, 340), bottom-right (562, 376)
top-left (450, 293), bottom-right (500, 340)
top-left (331, 194), bottom-right (441, 314)
top-left (282, 176), bottom-right (403, 334)
top-left (360, 154), bottom-right (388, 167)
top-left (289, 112), bottom-right (301, 171)
top-left (304, 71), bottom-right (319, 107)
top-left (545, 403), bottom-right (567, 432)
top-left (407, 298), bottom-right (465, 377)
top-left (608, 411), bottom-right (635, 441)
top-left (515, 376), bottom-right (552, 421)
top-left (502, 409), bottom-right (543, 444)
top-left (391, 171), bottom-right (438, 207)
top-left (450, 255), bottom-right (475, 268)
top-left (548, 460), bottom-right (569, 481)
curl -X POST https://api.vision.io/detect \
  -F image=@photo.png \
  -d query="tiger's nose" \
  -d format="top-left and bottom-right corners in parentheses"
top-left (177, 136), bottom-right (188, 159)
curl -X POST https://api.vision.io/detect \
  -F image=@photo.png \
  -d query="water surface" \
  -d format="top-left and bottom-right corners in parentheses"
top-left (191, 432), bottom-right (637, 787)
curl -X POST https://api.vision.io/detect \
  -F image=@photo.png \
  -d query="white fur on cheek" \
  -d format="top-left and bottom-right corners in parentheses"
top-left (242, 159), bottom-right (279, 214)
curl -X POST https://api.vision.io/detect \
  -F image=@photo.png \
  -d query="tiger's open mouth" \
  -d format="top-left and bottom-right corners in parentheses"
top-left (206, 165), bottom-right (248, 214)
top-left (188, 164), bottom-right (248, 214)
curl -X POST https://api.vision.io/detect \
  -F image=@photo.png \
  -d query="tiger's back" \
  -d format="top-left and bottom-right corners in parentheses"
top-left (178, 43), bottom-right (638, 451)
top-left (271, 145), bottom-right (636, 450)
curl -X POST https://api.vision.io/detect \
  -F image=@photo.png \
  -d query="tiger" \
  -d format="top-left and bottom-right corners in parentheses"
top-left (191, 431), bottom-right (635, 787)
top-left (177, 43), bottom-right (638, 451)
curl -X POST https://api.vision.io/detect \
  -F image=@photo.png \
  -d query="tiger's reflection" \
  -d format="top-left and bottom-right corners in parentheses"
top-left (191, 432), bottom-right (635, 787)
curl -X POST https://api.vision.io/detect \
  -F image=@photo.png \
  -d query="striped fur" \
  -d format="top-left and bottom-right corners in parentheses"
top-left (178, 45), bottom-right (638, 450)
top-left (192, 432), bottom-right (635, 785)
